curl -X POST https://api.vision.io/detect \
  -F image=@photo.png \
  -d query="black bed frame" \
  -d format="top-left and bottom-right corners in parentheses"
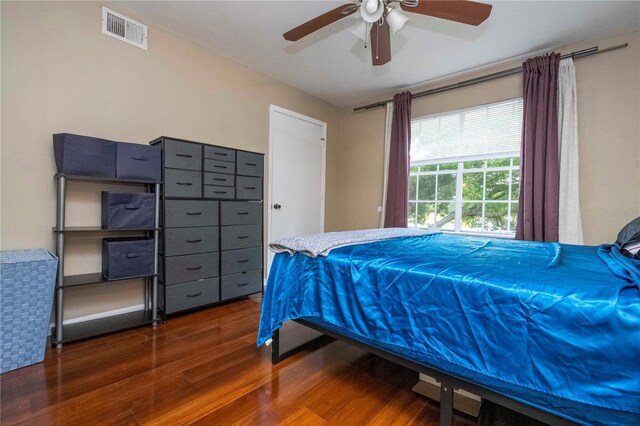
top-left (271, 319), bottom-right (578, 426)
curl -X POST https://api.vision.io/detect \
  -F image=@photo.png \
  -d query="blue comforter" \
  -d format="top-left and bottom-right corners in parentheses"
top-left (257, 234), bottom-right (640, 425)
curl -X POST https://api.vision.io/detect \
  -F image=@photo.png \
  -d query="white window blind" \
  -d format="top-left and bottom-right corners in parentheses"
top-left (410, 98), bottom-right (523, 164)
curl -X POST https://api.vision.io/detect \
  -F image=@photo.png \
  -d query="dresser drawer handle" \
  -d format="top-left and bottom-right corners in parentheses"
top-left (214, 165), bottom-right (227, 169)
top-left (186, 239), bottom-right (202, 243)
top-left (187, 266), bottom-right (203, 271)
top-left (236, 212), bottom-right (249, 215)
top-left (124, 205), bottom-right (141, 210)
top-left (216, 153), bottom-right (228, 157)
top-left (186, 212), bottom-right (202, 216)
top-left (186, 292), bottom-right (202, 298)
top-left (176, 153), bottom-right (193, 158)
top-left (244, 186), bottom-right (256, 190)
top-left (130, 155), bottom-right (148, 161)
top-left (237, 259), bottom-right (249, 263)
top-left (126, 253), bottom-right (141, 258)
top-left (214, 191), bottom-right (228, 194)
top-left (245, 162), bottom-right (257, 166)
top-left (176, 182), bottom-right (193, 186)
top-left (237, 282), bottom-right (249, 287)
top-left (213, 178), bottom-right (227, 182)
top-left (237, 235), bottom-right (249, 239)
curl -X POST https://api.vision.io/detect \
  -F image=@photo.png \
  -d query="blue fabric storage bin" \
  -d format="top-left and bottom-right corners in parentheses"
top-left (0, 249), bottom-right (58, 373)
top-left (53, 133), bottom-right (116, 177)
top-left (116, 143), bottom-right (161, 182)
top-left (101, 192), bottom-right (155, 230)
top-left (102, 238), bottom-right (154, 280)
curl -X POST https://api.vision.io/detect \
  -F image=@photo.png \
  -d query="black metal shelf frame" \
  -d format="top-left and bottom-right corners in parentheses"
top-left (53, 226), bottom-right (161, 233)
top-left (52, 173), bottom-right (161, 348)
top-left (58, 272), bottom-right (160, 289)
top-left (52, 310), bottom-right (154, 344)
top-left (55, 173), bottom-right (161, 185)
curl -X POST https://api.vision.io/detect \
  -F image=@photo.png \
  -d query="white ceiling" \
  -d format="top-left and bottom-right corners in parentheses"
top-left (116, 1), bottom-right (640, 108)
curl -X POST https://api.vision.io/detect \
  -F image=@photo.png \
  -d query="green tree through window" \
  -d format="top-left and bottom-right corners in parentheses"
top-left (408, 98), bottom-right (523, 235)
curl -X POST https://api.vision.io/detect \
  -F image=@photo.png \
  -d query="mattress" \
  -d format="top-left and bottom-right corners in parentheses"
top-left (257, 233), bottom-right (640, 425)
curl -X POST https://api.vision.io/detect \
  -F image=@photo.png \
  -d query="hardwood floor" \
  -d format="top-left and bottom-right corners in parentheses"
top-left (0, 296), bottom-right (534, 425)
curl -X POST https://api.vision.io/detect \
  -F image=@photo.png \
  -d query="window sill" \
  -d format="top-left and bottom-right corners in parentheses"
top-left (441, 230), bottom-right (515, 240)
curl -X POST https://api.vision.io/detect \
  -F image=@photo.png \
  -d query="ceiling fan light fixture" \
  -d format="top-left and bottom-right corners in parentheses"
top-left (360, 0), bottom-right (384, 23)
top-left (365, 0), bottom-right (378, 14)
top-left (386, 8), bottom-right (409, 33)
top-left (350, 19), bottom-right (368, 42)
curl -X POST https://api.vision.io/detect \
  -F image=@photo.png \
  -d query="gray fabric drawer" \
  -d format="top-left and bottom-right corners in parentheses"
top-left (204, 159), bottom-right (235, 175)
top-left (165, 169), bottom-right (202, 198)
top-left (221, 225), bottom-right (261, 251)
top-left (165, 200), bottom-right (218, 228)
top-left (221, 247), bottom-right (262, 275)
top-left (204, 185), bottom-right (235, 199)
top-left (236, 176), bottom-right (262, 200)
top-left (204, 172), bottom-right (234, 187)
top-left (165, 227), bottom-right (219, 256)
top-left (236, 152), bottom-right (263, 177)
top-left (163, 253), bottom-right (219, 285)
top-left (160, 278), bottom-right (219, 314)
top-left (102, 237), bottom-right (154, 280)
top-left (221, 202), bottom-right (262, 225)
top-left (204, 146), bottom-right (236, 163)
top-left (164, 139), bottom-right (202, 171)
top-left (221, 269), bottom-right (262, 300)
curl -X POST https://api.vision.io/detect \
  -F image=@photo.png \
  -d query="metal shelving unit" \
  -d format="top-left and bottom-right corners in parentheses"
top-left (52, 174), bottom-right (161, 347)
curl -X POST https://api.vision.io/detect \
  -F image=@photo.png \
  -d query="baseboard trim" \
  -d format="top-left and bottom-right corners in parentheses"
top-left (48, 304), bottom-right (145, 335)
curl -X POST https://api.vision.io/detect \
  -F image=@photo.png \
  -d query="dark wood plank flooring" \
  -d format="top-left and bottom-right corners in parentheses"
top-left (1, 296), bottom-right (540, 425)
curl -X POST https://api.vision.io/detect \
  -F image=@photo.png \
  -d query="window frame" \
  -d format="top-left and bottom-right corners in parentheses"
top-left (409, 98), bottom-right (523, 238)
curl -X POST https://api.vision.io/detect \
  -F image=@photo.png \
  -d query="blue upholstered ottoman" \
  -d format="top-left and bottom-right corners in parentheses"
top-left (0, 249), bottom-right (58, 373)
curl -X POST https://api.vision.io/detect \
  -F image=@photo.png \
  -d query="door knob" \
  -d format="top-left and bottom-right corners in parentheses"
top-left (273, 203), bottom-right (281, 210)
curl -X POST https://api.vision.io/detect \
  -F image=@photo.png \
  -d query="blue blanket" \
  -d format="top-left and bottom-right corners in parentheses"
top-left (257, 234), bottom-right (640, 425)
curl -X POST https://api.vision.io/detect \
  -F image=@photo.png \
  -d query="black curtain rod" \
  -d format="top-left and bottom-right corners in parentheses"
top-left (353, 43), bottom-right (629, 112)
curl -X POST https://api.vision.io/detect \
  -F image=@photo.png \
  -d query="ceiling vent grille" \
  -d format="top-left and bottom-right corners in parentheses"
top-left (102, 7), bottom-right (147, 50)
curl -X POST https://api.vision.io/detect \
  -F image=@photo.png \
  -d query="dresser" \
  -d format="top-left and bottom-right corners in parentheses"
top-left (151, 137), bottom-right (264, 316)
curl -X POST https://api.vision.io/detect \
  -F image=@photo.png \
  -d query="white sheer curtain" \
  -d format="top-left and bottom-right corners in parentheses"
top-left (380, 101), bottom-right (394, 228)
top-left (558, 58), bottom-right (583, 244)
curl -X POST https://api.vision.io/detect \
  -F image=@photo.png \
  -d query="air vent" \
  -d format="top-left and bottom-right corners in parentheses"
top-left (102, 7), bottom-right (147, 50)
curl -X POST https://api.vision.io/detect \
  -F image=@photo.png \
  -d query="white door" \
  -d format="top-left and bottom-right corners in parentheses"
top-left (268, 105), bottom-right (326, 273)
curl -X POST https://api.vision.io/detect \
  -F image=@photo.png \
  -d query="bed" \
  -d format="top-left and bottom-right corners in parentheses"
top-left (257, 232), bottom-right (640, 426)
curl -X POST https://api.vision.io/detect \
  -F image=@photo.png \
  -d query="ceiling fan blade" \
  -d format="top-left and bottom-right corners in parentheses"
top-left (283, 4), bottom-right (358, 41)
top-left (370, 20), bottom-right (391, 66)
top-left (401, 0), bottom-right (492, 26)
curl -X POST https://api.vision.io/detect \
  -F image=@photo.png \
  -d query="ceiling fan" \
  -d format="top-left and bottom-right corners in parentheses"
top-left (283, 0), bottom-right (492, 66)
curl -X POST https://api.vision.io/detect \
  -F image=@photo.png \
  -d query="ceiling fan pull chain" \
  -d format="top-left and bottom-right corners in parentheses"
top-left (375, 18), bottom-right (382, 59)
top-left (365, 22), bottom-right (369, 48)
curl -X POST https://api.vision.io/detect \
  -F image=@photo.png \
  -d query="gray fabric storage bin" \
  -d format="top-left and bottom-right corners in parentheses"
top-left (101, 192), bottom-right (155, 230)
top-left (53, 133), bottom-right (116, 177)
top-left (116, 143), bottom-right (161, 181)
top-left (102, 238), bottom-right (154, 280)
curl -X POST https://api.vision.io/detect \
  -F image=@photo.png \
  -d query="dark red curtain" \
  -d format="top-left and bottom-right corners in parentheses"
top-left (384, 92), bottom-right (412, 228)
top-left (516, 53), bottom-right (560, 242)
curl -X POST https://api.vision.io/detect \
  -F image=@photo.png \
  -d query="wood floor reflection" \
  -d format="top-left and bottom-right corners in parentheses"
top-left (1, 296), bottom-right (534, 425)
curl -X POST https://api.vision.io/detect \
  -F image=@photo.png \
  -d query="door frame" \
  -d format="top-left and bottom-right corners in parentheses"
top-left (267, 105), bottom-right (327, 274)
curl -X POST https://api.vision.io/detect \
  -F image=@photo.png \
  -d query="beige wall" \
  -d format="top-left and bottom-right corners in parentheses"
top-left (336, 31), bottom-right (640, 245)
top-left (1, 1), bottom-right (341, 319)
top-left (2, 1), bottom-right (639, 322)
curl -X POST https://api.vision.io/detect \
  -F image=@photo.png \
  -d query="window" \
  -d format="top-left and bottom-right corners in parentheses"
top-left (408, 98), bottom-right (523, 235)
